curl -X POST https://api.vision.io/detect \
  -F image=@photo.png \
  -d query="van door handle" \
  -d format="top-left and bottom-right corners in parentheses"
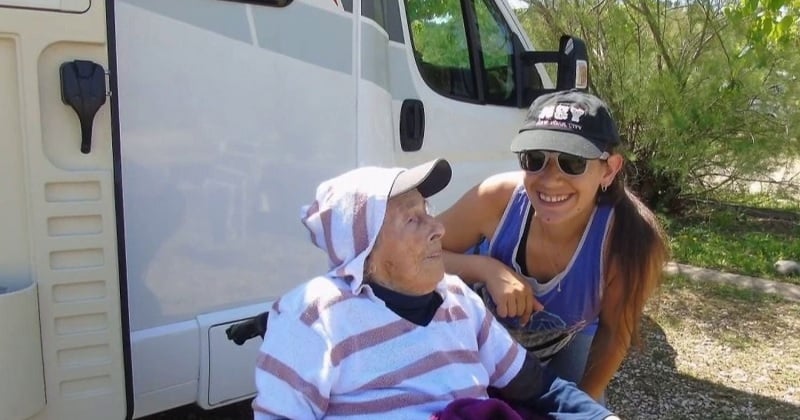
top-left (400, 99), bottom-right (425, 152)
top-left (60, 60), bottom-right (107, 154)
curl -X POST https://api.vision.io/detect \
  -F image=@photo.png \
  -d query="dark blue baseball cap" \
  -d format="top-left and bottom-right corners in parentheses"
top-left (511, 89), bottom-right (620, 158)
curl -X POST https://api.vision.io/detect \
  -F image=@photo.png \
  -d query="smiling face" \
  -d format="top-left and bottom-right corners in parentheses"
top-left (522, 151), bottom-right (623, 226)
top-left (367, 190), bottom-right (446, 296)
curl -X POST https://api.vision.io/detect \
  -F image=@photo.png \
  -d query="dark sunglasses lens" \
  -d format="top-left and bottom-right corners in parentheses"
top-left (521, 151), bottom-right (547, 172)
top-left (557, 154), bottom-right (588, 175)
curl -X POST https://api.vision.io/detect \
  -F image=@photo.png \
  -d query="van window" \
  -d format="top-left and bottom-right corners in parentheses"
top-left (405, 0), bottom-right (515, 105)
top-left (406, 0), bottom-right (476, 99)
top-left (363, 0), bottom-right (404, 42)
top-left (475, 0), bottom-right (514, 103)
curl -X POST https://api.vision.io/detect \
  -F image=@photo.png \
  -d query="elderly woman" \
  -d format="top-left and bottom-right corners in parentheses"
top-left (253, 159), bottom-right (617, 420)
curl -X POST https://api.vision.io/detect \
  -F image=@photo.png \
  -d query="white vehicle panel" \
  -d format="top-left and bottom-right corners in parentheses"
top-left (116, 0), bottom-right (356, 412)
top-left (117, 0), bottom-right (354, 332)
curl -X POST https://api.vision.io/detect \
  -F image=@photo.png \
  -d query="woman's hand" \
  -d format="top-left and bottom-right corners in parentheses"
top-left (481, 258), bottom-right (543, 325)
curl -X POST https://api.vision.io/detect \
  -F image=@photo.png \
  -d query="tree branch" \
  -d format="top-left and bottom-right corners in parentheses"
top-left (624, 0), bottom-right (676, 76)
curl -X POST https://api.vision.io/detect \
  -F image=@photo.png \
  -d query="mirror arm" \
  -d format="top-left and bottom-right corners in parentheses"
top-left (515, 35), bottom-right (589, 108)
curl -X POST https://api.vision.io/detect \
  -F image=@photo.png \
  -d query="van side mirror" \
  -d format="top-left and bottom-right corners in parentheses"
top-left (515, 35), bottom-right (589, 108)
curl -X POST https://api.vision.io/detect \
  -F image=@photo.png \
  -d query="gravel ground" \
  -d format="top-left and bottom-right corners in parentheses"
top-left (144, 277), bottom-right (800, 420)
top-left (607, 277), bottom-right (800, 419)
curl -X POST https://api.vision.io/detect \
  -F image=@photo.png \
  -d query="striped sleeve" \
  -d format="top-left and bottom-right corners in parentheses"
top-left (476, 309), bottom-right (526, 388)
top-left (253, 305), bottom-right (335, 420)
top-left (454, 279), bottom-right (526, 389)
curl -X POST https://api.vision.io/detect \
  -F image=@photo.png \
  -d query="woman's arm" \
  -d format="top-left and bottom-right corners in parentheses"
top-left (438, 172), bottom-right (541, 322)
top-left (442, 251), bottom-right (494, 285)
top-left (579, 258), bottom-right (655, 400)
top-left (444, 251), bottom-right (542, 322)
top-left (437, 171), bottom-right (520, 253)
top-left (579, 308), bottom-right (629, 400)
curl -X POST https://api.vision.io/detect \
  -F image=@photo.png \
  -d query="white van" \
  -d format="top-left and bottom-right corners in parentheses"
top-left (0, 0), bottom-right (587, 418)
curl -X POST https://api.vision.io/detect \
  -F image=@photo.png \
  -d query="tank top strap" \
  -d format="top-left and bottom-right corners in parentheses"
top-left (485, 183), bottom-right (530, 267)
top-left (574, 203), bottom-right (614, 273)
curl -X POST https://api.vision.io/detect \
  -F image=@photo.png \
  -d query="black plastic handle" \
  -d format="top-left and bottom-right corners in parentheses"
top-left (225, 312), bottom-right (269, 346)
top-left (60, 60), bottom-right (107, 154)
top-left (400, 99), bottom-right (425, 152)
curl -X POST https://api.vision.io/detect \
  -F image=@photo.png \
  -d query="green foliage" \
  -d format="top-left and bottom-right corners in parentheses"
top-left (474, 0), bottom-right (514, 68)
top-left (516, 0), bottom-right (800, 211)
top-left (725, 0), bottom-right (800, 56)
top-left (408, 0), bottom-right (470, 67)
top-left (665, 204), bottom-right (800, 285)
top-left (406, 0), bottom-right (513, 68)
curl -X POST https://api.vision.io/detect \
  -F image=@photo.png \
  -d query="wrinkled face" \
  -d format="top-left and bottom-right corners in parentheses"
top-left (368, 190), bottom-right (446, 296)
top-left (521, 150), bottom-right (622, 225)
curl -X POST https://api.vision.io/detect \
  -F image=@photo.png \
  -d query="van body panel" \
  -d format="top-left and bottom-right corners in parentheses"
top-left (115, 0), bottom-right (356, 413)
top-left (128, 321), bottom-right (199, 417)
top-left (117, 0), bottom-right (351, 331)
top-left (0, 1), bottom-right (127, 419)
top-left (196, 302), bottom-right (272, 408)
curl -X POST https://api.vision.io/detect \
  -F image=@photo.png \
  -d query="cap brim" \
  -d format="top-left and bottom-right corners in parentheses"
top-left (510, 129), bottom-right (605, 158)
top-left (390, 158), bottom-right (452, 198)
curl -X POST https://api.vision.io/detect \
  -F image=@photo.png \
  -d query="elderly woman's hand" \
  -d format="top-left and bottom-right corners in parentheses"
top-left (481, 257), bottom-right (542, 325)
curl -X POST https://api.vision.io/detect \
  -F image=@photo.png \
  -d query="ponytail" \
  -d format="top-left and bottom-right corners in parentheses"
top-left (597, 173), bottom-right (669, 345)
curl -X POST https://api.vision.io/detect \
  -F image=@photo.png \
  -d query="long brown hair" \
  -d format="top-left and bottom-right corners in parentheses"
top-left (597, 158), bottom-right (669, 345)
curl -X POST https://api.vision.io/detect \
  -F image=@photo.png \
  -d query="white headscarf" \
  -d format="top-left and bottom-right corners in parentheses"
top-left (300, 166), bottom-right (403, 294)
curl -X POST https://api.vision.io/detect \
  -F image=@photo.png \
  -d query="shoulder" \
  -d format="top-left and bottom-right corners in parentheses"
top-left (272, 275), bottom-right (351, 316)
top-left (439, 274), bottom-right (473, 295)
top-left (447, 171), bottom-right (523, 218)
top-left (269, 276), bottom-right (375, 343)
top-left (448, 171), bottom-right (522, 210)
top-left (439, 275), bottom-right (485, 313)
top-left (475, 171), bottom-right (524, 203)
top-left (438, 172), bottom-right (524, 250)
top-left (599, 204), bottom-right (616, 230)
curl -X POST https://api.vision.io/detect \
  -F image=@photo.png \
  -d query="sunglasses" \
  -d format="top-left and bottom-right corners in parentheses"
top-left (517, 150), bottom-right (609, 176)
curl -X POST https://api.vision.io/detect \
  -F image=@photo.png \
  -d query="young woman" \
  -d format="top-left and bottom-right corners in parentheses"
top-left (438, 90), bottom-right (669, 402)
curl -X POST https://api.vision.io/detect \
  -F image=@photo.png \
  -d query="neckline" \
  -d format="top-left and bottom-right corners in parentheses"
top-left (368, 281), bottom-right (444, 326)
top-left (514, 205), bottom-right (599, 293)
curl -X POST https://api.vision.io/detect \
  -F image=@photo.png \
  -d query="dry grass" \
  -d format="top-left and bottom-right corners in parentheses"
top-left (143, 276), bottom-right (800, 420)
top-left (608, 276), bottom-right (800, 419)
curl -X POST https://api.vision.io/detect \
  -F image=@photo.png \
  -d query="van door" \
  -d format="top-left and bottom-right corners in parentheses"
top-left (393, 0), bottom-right (546, 206)
top-left (0, 2), bottom-right (128, 420)
top-left (114, 0), bottom-right (357, 414)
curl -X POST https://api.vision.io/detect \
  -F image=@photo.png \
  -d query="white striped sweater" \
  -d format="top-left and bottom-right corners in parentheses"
top-left (253, 274), bottom-right (526, 419)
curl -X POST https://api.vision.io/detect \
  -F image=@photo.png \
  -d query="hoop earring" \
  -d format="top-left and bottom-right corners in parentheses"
top-left (601, 184), bottom-right (608, 193)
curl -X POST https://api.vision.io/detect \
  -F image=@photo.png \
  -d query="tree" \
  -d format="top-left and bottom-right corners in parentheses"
top-left (516, 0), bottom-right (800, 212)
top-left (725, 0), bottom-right (800, 54)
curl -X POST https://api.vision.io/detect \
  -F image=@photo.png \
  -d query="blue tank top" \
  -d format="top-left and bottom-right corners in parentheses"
top-left (474, 184), bottom-right (613, 361)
